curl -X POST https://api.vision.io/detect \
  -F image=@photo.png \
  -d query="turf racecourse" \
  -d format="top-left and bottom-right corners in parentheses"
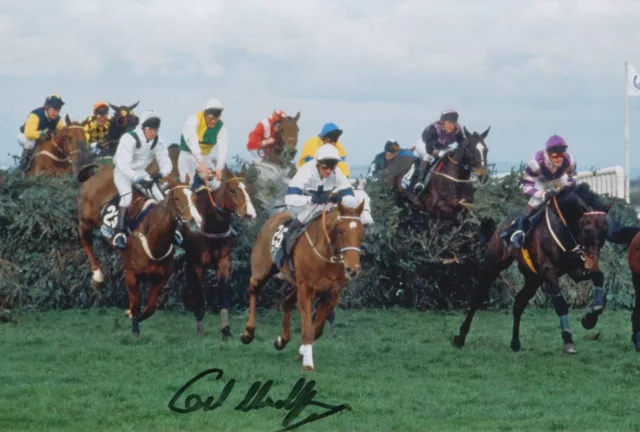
top-left (2, 308), bottom-right (640, 431)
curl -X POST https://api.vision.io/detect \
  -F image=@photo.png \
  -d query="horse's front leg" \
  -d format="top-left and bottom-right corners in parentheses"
top-left (543, 275), bottom-right (577, 354)
top-left (575, 269), bottom-right (606, 330)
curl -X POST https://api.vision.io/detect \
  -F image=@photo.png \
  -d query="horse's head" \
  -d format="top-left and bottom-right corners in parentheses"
top-left (331, 199), bottom-right (366, 280)
top-left (160, 174), bottom-right (203, 230)
top-left (275, 111), bottom-right (300, 150)
top-left (47, 115), bottom-right (90, 173)
top-left (555, 182), bottom-right (612, 270)
top-left (454, 126), bottom-right (490, 182)
top-left (217, 165), bottom-right (258, 221)
top-left (109, 101), bottom-right (139, 132)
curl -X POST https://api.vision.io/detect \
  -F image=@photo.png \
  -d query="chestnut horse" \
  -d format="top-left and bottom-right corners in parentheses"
top-left (386, 127), bottom-right (490, 221)
top-left (240, 201), bottom-right (366, 371)
top-left (181, 165), bottom-right (257, 339)
top-left (604, 224), bottom-right (640, 351)
top-left (452, 183), bottom-right (611, 354)
top-left (26, 115), bottom-right (90, 177)
top-left (77, 166), bottom-right (202, 336)
top-left (257, 112), bottom-right (300, 167)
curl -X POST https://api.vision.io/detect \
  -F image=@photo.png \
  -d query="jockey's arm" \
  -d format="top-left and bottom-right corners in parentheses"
top-left (23, 113), bottom-right (44, 141)
top-left (455, 128), bottom-right (465, 145)
top-left (285, 164), bottom-right (313, 208)
top-left (565, 157), bottom-right (577, 185)
top-left (83, 118), bottom-right (92, 142)
top-left (152, 136), bottom-right (173, 177)
top-left (113, 134), bottom-right (139, 181)
top-left (182, 114), bottom-right (204, 163)
top-left (214, 123), bottom-right (229, 172)
top-left (333, 169), bottom-right (358, 207)
top-left (522, 160), bottom-right (544, 199)
top-left (55, 119), bottom-right (64, 132)
top-left (246, 122), bottom-right (265, 151)
top-left (297, 137), bottom-right (317, 168)
top-left (422, 125), bottom-right (439, 157)
top-left (336, 142), bottom-right (350, 177)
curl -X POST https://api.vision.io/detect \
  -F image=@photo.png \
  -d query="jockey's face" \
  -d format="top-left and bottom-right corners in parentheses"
top-left (385, 151), bottom-right (398, 161)
top-left (45, 106), bottom-right (60, 120)
top-left (548, 151), bottom-right (565, 167)
top-left (317, 162), bottom-right (335, 179)
top-left (273, 122), bottom-right (281, 132)
top-left (442, 121), bottom-right (456, 134)
top-left (205, 114), bottom-right (219, 128)
top-left (143, 127), bottom-right (158, 141)
top-left (95, 107), bottom-right (109, 125)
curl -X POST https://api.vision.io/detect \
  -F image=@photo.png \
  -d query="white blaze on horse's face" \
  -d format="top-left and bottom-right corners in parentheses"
top-left (238, 182), bottom-right (257, 220)
top-left (475, 142), bottom-right (486, 167)
top-left (184, 188), bottom-right (203, 228)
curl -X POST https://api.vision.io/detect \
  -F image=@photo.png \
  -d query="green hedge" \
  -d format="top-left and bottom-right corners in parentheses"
top-left (0, 164), bottom-right (637, 314)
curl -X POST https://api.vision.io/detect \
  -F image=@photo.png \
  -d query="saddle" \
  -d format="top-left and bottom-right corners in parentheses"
top-left (269, 212), bottom-right (324, 269)
top-left (98, 187), bottom-right (158, 240)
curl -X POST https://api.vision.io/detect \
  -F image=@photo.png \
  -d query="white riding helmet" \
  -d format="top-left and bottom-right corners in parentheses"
top-left (140, 110), bottom-right (161, 128)
top-left (315, 144), bottom-right (341, 164)
top-left (203, 97), bottom-right (224, 111)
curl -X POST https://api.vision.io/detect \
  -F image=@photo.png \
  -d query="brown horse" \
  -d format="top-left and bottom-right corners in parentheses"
top-left (257, 112), bottom-right (300, 168)
top-left (92, 101), bottom-right (140, 159)
top-left (240, 201), bottom-right (366, 371)
top-left (181, 165), bottom-right (257, 339)
top-left (77, 166), bottom-right (202, 336)
top-left (452, 182), bottom-right (611, 354)
top-left (603, 224), bottom-right (640, 351)
top-left (386, 127), bottom-right (490, 220)
top-left (26, 115), bottom-right (89, 177)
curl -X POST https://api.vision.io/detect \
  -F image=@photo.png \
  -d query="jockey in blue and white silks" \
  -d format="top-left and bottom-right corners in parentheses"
top-left (503, 135), bottom-right (577, 248)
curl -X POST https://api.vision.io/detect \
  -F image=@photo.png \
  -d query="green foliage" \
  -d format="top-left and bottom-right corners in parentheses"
top-left (0, 163), bottom-right (638, 313)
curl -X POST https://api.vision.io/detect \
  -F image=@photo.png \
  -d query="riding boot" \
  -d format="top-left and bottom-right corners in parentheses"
top-left (409, 159), bottom-right (427, 193)
top-left (508, 215), bottom-right (527, 248)
top-left (112, 206), bottom-right (129, 249)
top-left (173, 223), bottom-right (184, 246)
top-left (18, 148), bottom-right (34, 172)
top-left (284, 218), bottom-right (305, 256)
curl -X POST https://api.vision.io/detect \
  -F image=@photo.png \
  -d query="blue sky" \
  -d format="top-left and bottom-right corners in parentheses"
top-left (2, 0), bottom-right (640, 175)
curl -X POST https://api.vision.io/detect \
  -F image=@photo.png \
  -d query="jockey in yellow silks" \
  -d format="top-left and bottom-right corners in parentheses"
top-left (297, 122), bottom-right (349, 178)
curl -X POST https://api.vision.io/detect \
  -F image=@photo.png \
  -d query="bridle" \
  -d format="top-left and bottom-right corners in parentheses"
top-left (304, 204), bottom-right (364, 265)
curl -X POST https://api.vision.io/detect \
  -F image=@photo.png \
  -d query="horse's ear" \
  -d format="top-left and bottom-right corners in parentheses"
top-left (109, 103), bottom-right (118, 111)
top-left (65, 114), bottom-right (71, 125)
top-left (463, 126), bottom-right (471, 138)
top-left (80, 118), bottom-right (89, 127)
top-left (185, 174), bottom-right (191, 186)
top-left (293, 111), bottom-right (300, 121)
top-left (481, 126), bottom-right (491, 139)
top-left (356, 199), bottom-right (365, 215)
top-left (129, 101), bottom-right (140, 110)
top-left (605, 202), bottom-right (614, 213)
top-left (240, 164), bottom-right (247, 176)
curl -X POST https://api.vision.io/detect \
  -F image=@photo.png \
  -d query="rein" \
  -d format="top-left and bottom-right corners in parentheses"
top-left (199, 174), bottom-right (247, 238)
top-left (35, 125), bottom-right (85, 162)
top-left (431, 154), bottom-right (475, 184)
top-left (545, 196), bottom-right (607, 255)
top-left (303, 204), bottom-right (363, 265)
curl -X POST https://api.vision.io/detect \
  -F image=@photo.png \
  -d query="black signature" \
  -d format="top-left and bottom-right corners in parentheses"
top-left (168, 368), bottom-right (351, 431)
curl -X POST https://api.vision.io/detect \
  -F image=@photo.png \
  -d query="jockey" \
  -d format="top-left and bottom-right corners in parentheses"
top-left (502, 135), bottom-right (577, 248)
top-left (17, 94), bottom-right (66, 172)
top-left (284, 144), bottom-right (358, 253)
top-left (112, 110), bottom-right (173, 250)
top-left (408, 109), bottom-right (465, 194)
top-left (84, 102), bottom-right (112, 154)
top-left (178, 97), bottom-right (229, 188)
top-left (246, 110), bottom-right (287, 155)
top-left (367, 140), bottom-right (415, 180)
top-left (297, 122), bottom-right (350, 177)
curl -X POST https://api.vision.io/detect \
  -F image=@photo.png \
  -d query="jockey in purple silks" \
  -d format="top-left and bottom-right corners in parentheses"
top-left (502, 135), bottom-right (577, 248)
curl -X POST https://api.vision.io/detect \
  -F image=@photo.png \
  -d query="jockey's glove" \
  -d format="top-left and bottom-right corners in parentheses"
top-left (311, 192), bottom-right (330, 204)
top-left (150, 172), bottom-right (163, 182)
top-left (39, 129), bottom-right (50, 138)
top-left (545, 189), bottom-right (559, 200)
top-left (136, 177), bottom-right (155, 189)
top-left (329, 194), bottom-right (342, 204)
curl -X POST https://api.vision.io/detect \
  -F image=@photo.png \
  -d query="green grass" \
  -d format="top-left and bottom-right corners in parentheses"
top-left (2, 307), bottom-right (640, 431)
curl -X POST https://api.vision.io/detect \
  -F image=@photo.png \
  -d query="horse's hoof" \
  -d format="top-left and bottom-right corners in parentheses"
top-left (581, 314), bottom-right (598, 330)
top-left (125, 309), bottom-right (133, 318)
top-left (274, 336), bottom-right (288, 351)
top-left (240, 331), bottom-right (254, 345)
top-left (303, 365), bottom-right (315, 372)
top-left (563, 343), bottom-right (578, 355)
top-left (510, 339), bottom-right (521, 352)
top-left (451, 335), bottom-right (465, 348)
top-left (221, 326), bottom-right (232, 341)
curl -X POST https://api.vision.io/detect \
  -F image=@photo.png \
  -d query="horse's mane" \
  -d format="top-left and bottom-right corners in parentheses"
top-left (556, 182), bottom-right (608, 212)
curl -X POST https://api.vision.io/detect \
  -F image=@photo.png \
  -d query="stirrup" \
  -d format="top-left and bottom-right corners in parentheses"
top-left (113, 232), bottom-right (127, 249)
top-left (173, 229), bottom-right (183, 246)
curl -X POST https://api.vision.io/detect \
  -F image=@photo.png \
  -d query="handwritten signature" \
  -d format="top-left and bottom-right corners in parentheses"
top-left (168, 368), bottom-right (351, 431)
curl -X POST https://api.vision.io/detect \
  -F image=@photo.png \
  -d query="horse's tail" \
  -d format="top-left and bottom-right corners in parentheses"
top-left (607, 225), bottom-right (640, 247)
top-left (479, 217), bottom-right (497, 245)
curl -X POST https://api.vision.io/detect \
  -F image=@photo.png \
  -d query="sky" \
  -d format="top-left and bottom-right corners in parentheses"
top-left (2, 0), bottom-right (640, 175)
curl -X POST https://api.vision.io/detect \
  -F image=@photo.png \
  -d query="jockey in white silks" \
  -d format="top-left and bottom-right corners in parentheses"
top-left (178, 97), bottom-right (229, 190)
top-left (112, 110), bottom-right (173, 250)
top-left (282, 144), bottom-right (359, 253)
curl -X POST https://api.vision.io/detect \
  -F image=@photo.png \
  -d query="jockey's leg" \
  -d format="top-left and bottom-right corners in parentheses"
top-left (410, 157), bottom-right (431, 194)
top-left (283, 205), bottom-right (316, 256)
top-left (113, 167), bottom-right (132, 249)
top-left (506, 205), bottom-right (535, 248)
top-left (177, 151), bottom-right (197, 186)
top-left (17, 134), bottom-right (35, 172)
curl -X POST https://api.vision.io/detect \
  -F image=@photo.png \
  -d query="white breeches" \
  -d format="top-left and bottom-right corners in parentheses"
top-left (178, 151), bottom-right (220, 189)
top-left (113, 166), bottom-right (164, 207)
top-left (527, 175), bottom-right (571, 208)
top-left (17, 133), bottom-right (35, 150)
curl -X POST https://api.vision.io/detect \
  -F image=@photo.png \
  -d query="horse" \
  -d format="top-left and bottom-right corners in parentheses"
top-left (181, 165), bottom-right (257, 339)
top-left (388, 127), bottom-right (490, 221)
top-left (26, 115), bottom-right (90, 177)
top-left (93, 101), bottom-right (140, 160)
top-left (251, 112), bottom-right (301, 210)
top-left (451, 182), bottom-right (612, 354)
top-left (240, 200), bottom-right (366, 371)
top-left (603, 224), bottom-right (640, 351)
top-left (76, 165), bottom-right (202, 336)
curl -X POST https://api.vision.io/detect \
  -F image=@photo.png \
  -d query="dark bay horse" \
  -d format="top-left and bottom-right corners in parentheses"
top-left (604, 224), bottom-right (640, 351)
top-left (240, 201), bottom-right (366, 371)
top-left (181, 165), bottom-right (257, 339)
top-left (385, 127), bottom-right (490, 220)
top-left (77, 166), bottom-right (202, 336)
top-left (93, 101), bottom-right (140, 159)
top-left (26, 115), bottom-right (89, 177)
top-left (452, 182), bottom-right (611, 354)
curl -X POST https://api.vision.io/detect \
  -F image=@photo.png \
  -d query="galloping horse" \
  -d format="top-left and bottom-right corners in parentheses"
top-left (452, 183), bottom-right (611, 354)
top-left (94, 101), bottom-right (140, 159)
top-left (240, 201), bottom-right (366, 371)
top-left (26, 115), bottom-right (90, 177)
top-left (181, 165), bottom-right (257, 339)
top-left (251, 112), bottom-right (301, 210)
top-left (77, 166), bottom-right (202, 336)
top-left (604, 224), bottom-right (640, 351)
top-left (384, 127), bottom-right (490, 221)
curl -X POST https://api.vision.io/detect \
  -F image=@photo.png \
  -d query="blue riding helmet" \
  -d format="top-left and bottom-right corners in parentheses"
top-left (318, 122), bottom-right (343, 139)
